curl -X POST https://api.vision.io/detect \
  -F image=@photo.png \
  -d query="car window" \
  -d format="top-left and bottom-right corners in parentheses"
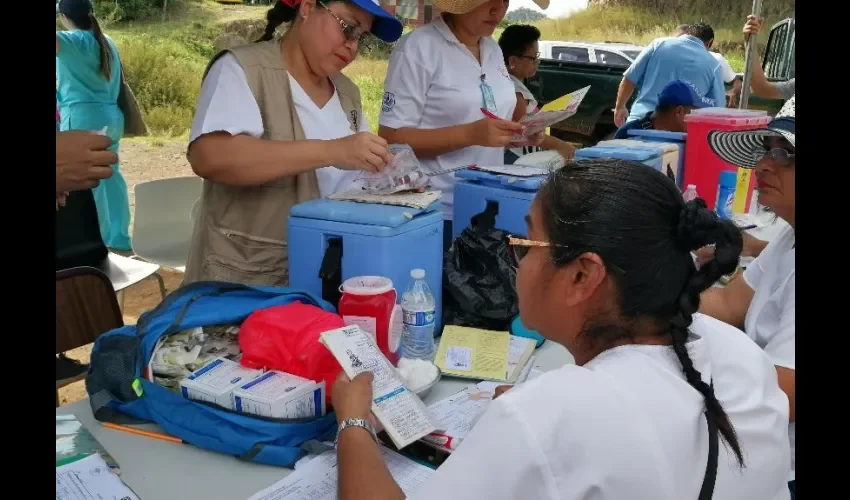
top-left (595, 50), bottom-right (632, 67)
top-left (764, 21), bottom-right (793, 80)
top-left (552, 47), bottom-right (590, 63)
top-left (621, 50), bottom-right (642, 60)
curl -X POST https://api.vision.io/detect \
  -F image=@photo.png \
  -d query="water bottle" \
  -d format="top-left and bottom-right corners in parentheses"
top-left (682, 184), bottom-right (699, 202)
top-left (715, 171), bottom-right (737, 220)
top-left (400, 269), bottom-right (436, 360)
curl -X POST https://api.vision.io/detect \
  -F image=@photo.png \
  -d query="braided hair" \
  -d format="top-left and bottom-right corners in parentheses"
top-left (256, 0), bottom-right (299, 42)
top-left (537, 158), bottom-right (745, 467)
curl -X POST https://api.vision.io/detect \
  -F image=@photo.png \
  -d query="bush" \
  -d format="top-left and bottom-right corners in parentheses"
top-left (113, 32), bottom-right (206, 136)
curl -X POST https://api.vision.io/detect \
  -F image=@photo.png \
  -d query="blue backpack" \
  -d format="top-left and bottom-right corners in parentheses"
top-left (85, 281), bottom-right (339, 467)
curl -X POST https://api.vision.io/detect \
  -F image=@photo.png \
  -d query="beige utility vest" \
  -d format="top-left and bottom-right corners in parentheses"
top-left (183, 40), bottom-right (362, 286)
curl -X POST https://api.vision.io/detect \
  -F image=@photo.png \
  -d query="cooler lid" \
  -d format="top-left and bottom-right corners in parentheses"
top-left (574, 145), bottom-right (660, 161)
top-left (289, 198), bottom-right (440, 228)
top-left (626, 128), bottom-right (687, 142)
top-left (685, 107), bottom-right (771, 126)
top-left (455, 169), bottom-right (546, 191)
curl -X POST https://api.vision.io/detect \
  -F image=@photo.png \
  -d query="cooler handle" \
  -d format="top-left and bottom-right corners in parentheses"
top-left (471, 201), bottom-right (499, 232)
top-left (319, 237), bottom-right (343, 308)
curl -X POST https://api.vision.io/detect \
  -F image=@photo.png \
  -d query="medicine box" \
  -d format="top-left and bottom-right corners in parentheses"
top-left (232, 371), bottom-right (326, 419)
top-left (179, 357), bottom-right (263, 410)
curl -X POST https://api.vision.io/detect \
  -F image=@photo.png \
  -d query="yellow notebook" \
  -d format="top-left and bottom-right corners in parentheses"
top-left (435, 326), bottom-right (535, 383)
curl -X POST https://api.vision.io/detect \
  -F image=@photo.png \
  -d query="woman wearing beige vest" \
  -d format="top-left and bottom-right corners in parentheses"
top-left (184, 0), bottom-right (402, 287)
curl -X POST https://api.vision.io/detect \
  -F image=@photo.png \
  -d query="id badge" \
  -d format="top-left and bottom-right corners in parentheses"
top-left (480, 79), bottom-right (497, 114)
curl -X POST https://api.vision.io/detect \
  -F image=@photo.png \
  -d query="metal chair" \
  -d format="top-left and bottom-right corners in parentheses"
top-left (56, 266), bottom-right (124, 407)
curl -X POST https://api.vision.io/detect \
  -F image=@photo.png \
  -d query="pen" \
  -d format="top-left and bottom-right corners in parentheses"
top-left (102, 422), bottom-right (185, 445)
top-left (480, 108), bottom-right (500, 120)
top-left (739, 224), bottom-right (758, 231)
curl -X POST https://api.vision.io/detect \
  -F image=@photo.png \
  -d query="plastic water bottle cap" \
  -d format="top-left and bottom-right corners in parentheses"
top-left (687, 184), bottom-right (696, 190)
top-left (410, 268), bottom-right (426, 280)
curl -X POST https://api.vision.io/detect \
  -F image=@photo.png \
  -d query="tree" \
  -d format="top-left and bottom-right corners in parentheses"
top-left (505, 7), bottom-right (547, 23)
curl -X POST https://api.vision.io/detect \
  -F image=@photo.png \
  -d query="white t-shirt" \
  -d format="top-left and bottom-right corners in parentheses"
top-left (380, 15), bottom-right (517, 220)
top-left (744, 224), bottom-right (796, 480)
top-left (189, 53), bottom-right (370, 197)
top-left (409, 314), bottom-right (791, 500)
top-left (711, 51), bottom-right (737, 83)
top-left (508, 74), bottom-right (541, 159)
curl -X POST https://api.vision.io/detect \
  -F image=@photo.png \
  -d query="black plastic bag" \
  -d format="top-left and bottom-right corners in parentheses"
top-left (443, 202), bottom-right (518, 330)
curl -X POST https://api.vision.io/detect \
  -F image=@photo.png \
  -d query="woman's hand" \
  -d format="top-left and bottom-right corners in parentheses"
top-left (555, 141), bottom-right (576, 160)
top-left (332, 371), bottom-right (375, 424)
top-left (330, 133), bottom-right (393, 173)
top-left (466, 118), bottom-right (525, 148)
top-left (493, 385), bottom-right (513, 399)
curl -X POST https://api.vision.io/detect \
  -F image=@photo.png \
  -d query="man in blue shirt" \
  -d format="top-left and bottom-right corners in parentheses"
top-left (614, 23), bottom-right (725, 127)
top-left (614, 80), bottom-right (715, 139)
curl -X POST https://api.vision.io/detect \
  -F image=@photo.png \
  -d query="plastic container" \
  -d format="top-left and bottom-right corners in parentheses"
top-left (452, 169), bottom-right (544, 238)
top-left (400, 269), bottom-right (436, 360)
top-left (684, 108), bottom-right (771, 210)
top-left (625, 129), bottom-right (687, 188)
top-left (288, 199), bottom-right (444, 331)
top-left (337, 276), bottom-right (403, 365)
top-left (683, 184), bottom-right (699, 202)
top-left (715, 170), bottom-right (737, 219)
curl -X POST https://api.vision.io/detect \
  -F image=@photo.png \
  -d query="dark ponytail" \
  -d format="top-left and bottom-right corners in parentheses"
top-left (63, 5), bottom-right (112, 81)
top-left (672, 199), bottom-right (745, 467)
top-left (538, 159), bottom-right (746, 468)
top-left (89, 15), bottom-right (113, 80)
top-left (256, 0), bottom-right (298, 42)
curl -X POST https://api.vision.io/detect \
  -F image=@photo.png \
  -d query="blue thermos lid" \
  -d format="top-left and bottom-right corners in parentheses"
top-left (510, 315), bottom-right (545, 348)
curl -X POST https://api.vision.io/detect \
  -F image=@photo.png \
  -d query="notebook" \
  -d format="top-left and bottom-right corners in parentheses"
top-left (434, 326), bottom-right (536, 383)
top-left (56, 414), bottom-right (119, 472)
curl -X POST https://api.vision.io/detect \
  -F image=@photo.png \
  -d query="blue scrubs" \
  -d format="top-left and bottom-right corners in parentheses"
top-left (57, 30), bottom-right (131, 250)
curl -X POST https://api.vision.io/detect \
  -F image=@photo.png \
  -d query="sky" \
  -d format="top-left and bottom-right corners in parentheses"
top-left (508, 0), bottom-right (589, 19)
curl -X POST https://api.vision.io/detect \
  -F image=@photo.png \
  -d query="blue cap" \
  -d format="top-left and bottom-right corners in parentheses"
top-left (57, 0), bottom-right (93, 19)
top-left (657, 80), bottom-right (716, 109)
top-left (349, 0), bottom-right (403, 43)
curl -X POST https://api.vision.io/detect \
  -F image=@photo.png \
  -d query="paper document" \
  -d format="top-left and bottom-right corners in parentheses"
top-left (435, 326), bottom-right (511, 381)
top-left (56, 453), bottom-right (139, 500)
top-left (320, 326), bottom-right (438, 449)
top-left (329, 189), bottom-right (440, 210)
top-left (506, 336), bottom-right (536, 383)
top-left (247, 447), bottom-right (433, 500)
top-left (513, 85), bottom-right (591, 142)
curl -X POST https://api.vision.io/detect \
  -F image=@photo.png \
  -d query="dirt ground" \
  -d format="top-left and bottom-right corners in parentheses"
top-left (58, 139), bottom-right (194, 406)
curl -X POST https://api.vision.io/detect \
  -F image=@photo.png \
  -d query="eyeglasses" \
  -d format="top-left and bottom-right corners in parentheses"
top-left (319, 1), bottom-right (371, 45)
top-left (516, 52), bottom-right (540, 61)
top-left (507, 236), bottom-right (561, 268)
top-left (753, 146), bottom-right (795, 166)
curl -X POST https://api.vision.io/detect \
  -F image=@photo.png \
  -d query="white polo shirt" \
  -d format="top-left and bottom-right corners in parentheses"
top-left (380, 16), bottom-right (517, 220)
top-left (409, 314), bottom-right (791, 500)
top-left (711, 52), bottom-right (737, 83)
top-left (189, 53), bottom-right (370, 197)
top-left (744, 224), bottom-right (796, 481)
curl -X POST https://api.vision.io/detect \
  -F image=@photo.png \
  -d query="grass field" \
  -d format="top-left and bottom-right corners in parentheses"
top-left (97, 1), bottom-right (768, 138)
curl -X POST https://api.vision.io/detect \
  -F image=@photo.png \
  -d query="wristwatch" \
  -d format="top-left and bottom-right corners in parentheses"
top-left (334, 418), bottom-right (377, 448)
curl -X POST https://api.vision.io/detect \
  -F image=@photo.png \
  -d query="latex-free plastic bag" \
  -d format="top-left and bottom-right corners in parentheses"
top-left (239, 302), bottom-right (346, 405)
top-left (360, 144), bottom-right (430, 195)
top-left (443, 203), bottom-right (518, 330)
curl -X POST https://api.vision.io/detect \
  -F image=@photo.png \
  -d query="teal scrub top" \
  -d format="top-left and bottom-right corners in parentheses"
top-left (56, 30), bottom-right (121, 108)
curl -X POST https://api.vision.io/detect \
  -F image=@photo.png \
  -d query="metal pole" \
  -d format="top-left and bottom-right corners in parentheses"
top-left (738, 0), bottom-right (764, 109)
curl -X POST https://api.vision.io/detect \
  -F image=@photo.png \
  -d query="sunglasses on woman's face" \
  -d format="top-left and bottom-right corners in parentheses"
top-left (753, 146), bottom-right (795, 166)
top-left (507, 236), bottom-right (555, 268)
top-left (319, 1), bottom-right (371, 45)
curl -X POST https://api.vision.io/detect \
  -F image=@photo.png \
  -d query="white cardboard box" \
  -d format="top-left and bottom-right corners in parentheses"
top-left (232, 371), bottom-right (326, 419)
top-left (179, 357), bottom-right (263, 410)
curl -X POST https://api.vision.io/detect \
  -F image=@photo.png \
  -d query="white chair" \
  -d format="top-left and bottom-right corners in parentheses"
top-left (98, 253), bottom-right (163, 312)
top-left (132, 176), bottom-right (203, 275)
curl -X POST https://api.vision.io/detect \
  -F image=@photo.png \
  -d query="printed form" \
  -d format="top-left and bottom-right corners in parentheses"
top-left (56, 453), bottom-right (139, 500)
top-left (320, 326), bottom-right (438, 449)
top-left (247, 447), bottom-right (433, 500)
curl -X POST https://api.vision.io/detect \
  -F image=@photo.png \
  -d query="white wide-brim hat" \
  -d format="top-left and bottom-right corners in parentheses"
top-left (707, 96), bottom-right (795, 169)
top-left (435, 0), bottom-right (549, 15)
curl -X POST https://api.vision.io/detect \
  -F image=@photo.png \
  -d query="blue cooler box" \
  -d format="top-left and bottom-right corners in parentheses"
top-left (625, 129), bottom-right (687, 188)
top-left (452, 169), bottom-right (546, 238)
top-left (288, 199), bottom-right (444, 331)
top-left (575, 142), bottom-right (680, 186)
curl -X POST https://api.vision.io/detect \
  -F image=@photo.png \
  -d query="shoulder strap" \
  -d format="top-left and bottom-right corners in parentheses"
top-left (697, 410), bottom-right (719, 500)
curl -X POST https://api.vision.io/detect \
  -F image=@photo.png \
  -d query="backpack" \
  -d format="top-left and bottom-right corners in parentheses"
top-left (85, 281), bottom-right (339, 468)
